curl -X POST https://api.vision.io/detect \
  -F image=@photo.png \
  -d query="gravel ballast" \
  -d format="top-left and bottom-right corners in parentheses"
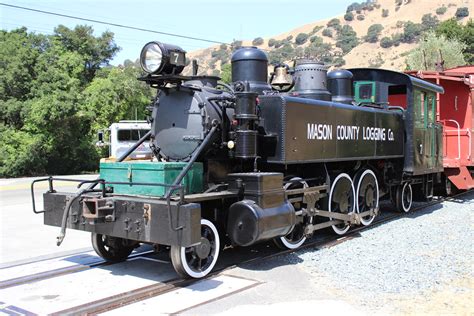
top-left (289, 192), bottom-right (474, 313)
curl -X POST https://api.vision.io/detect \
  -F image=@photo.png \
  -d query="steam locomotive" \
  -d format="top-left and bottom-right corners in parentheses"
top-left (34, 42), bottom-right (446, 278)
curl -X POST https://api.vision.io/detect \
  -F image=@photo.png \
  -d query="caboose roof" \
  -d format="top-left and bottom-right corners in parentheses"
top-left (348, 68), bottom-right (445, 94)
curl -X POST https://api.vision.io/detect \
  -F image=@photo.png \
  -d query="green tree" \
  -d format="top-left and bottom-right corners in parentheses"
top-left (0, 26), bottom-right (148, 177)
top-left (295, 33), bottom-right (309, 45)
top-left (436, 18), bottom-right (474, 63)
top-left (365, 24), bottom-right (384, 43)
top-left (402, 21), bottom-right (423, 43)
top-left (344, 12), bottom-right (354, 21)
top-left (436, 6), bottom-right (447, 15)
top-left (81, 65), bottom-right (153, 134)
top-left (252, 37), bottom-right (264, 46)
top-left (406, 32), bottom-right (466, 70)
top-left (220, 63), bottom-right (232, 84)
top-left (421, 14), bottom-right (439, 31)
top-left (54, 25), bottom-right (119, 84)
top-left (380, 37), bottom-right (394, 48)
top-left (336, 25), bottom-right (359, 54)
top-left (455, 7), bottom-right (469, 19)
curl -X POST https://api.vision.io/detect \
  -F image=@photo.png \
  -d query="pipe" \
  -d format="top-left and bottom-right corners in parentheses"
top-left (165, 125), bottom-right (218, 199)
top-left (117, 130), bottom-right (152, 162)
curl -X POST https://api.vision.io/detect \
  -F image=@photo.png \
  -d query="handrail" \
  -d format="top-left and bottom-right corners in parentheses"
top-left (440, 119), bottom-right (461, 160)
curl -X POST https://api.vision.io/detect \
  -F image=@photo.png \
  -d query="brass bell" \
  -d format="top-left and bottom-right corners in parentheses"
top-left (270, 64), bottom-right (294, 91)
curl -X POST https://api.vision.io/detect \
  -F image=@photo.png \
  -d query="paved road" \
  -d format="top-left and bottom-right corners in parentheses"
top-left (0, 175), bottom-right (98, 266)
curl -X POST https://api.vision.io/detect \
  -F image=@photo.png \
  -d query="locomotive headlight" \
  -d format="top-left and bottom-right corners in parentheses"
top-left (140, 41), bottom-right (186, 75)
top-left (141, 42), bottom-right (163, 73)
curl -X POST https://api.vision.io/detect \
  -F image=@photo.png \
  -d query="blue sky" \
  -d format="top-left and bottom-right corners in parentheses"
top-left (1, 0), bottom-right (352, 65)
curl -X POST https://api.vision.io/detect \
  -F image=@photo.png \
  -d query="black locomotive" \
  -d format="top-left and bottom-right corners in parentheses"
top-left (34, 42), bottom-right (444, 278)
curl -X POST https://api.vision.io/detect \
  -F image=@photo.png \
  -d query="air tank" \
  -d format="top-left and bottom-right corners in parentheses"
top-left (327, 69), bottom-right (354, 104)
top-left (231, 47), bottom-right (271, 93)
top-left (290, 59), bottom-right (331, 101)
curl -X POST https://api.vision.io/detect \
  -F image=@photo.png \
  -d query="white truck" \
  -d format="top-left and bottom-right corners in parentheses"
top-left (97, 121), bottom-right (152, 159)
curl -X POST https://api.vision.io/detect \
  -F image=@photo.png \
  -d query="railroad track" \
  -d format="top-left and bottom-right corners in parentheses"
top-left (1, 191), bottom-right (471, 315)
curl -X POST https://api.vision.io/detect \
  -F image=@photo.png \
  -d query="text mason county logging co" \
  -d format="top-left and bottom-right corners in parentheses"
top-left (307, 123), bottom-right (395, 141)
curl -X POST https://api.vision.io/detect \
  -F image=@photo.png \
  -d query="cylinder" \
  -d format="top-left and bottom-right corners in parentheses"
top-left (291, 59), bottom-right (331, 101)
top-left (231, 47), bottom-right (271, 93)
top-left (327, 69), bottom-right (354, 104)
top-left (227, 199), bottom-right (295, 247)
top-left (234, 91), bottom-right (258, 119)
top-left (235, 130), bottom-right (257, 158)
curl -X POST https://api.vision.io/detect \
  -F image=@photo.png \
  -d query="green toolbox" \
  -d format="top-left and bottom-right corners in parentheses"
top-left (99, 161), bottom-right (203, 197)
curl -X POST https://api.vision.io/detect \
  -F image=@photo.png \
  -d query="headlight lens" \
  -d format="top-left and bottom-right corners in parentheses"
top-left (141, 42), bottom-right (163, 73)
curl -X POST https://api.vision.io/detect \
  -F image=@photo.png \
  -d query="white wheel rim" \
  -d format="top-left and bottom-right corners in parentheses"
top-left (280, 177), bottom-right (309, 249)
top-left (180, 219), bottom-right (220, 279)
top-left (401, 183), bottom-right (412, 213)
top-left (279, 235), bottom-right (307, 249)
top-left (329, 173), bottom-right (355, 235)
top-left (356, 169), bottom-right (379, 226)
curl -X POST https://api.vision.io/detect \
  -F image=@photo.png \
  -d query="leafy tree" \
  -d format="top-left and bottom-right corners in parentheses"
top-left (421, 14), bottom-right (439, 31)
top-left (54, 25), bottom-right (119, 84)
top-left (219, 63), bottom-right (232, 84)
top-left (252, 37), bottom-right (264, 46)
top-left (304, 39), bottom-right (333, 61)
top-left (231, 40), bottom-right (242, 49)
top-left (268, 38), bottom-right (277, 47)
top-left (312, 26), bottom-right (324, 34)
top-left (406, 32), bottom-right (466, 70)
top-left (0, 26), bottom-right (150, 177)
top-left (436, 18), bottom-right (474, 63)
top-left (327, 18), bottom-right (341, 28)
top-left (436, 6), bottom-right (447, 15)
top-left (365, 24), bottom-right (384, 43)
top-left (336, 25), bottom-right (359, 54)
top-left (322, 28), bottom-right (333, 37)
top-left (344, 12), bottom-right (354, 21)
top-left (295, 33), bottom-right (309, 45)
top-left (455, 7), bottom-right (469, 19)
top-left (380, 37), bottom-right (394, 48)
top-left (81, 65), bottom-right (153, 134)
top-left (391, 33), bottom-right (403, 46)
top-left (402, 21), bottom-right (423, 43)
top-left (382, 9), bottom-right (389, 17)
top-left (357, 15), bottom-right (365, 21)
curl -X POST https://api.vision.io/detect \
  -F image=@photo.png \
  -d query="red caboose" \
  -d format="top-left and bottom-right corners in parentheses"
top-left (407, 66), bottom-right (474, 192)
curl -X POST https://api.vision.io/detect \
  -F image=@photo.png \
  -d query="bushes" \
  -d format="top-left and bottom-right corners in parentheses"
top-left (357, 14), bottom-right (365, 21)
top-left (402, 21), bottom-right (423, 43)
top-left (268, 38), bottom-right (276, 47)
top-left (312, 25), bottom-right (324, 34)
top-left (295, 33), bottom-right (309, 45)
top-left (344, 12), bottom-right (354, 21)
top-left (252, 37), bottom-right (264, 46)
top-left (322, 28), bottom-right (333, 37)
top-left (336, 25), bottom-right (359, 54)
top-left (455, 7), bottom-right (469, 19)
top-left (421, 14), bottom-right (439, 31)
top-left (365, 24), bottom-right (384, 43)
top-left (436, 6), bottom-right (447, 15)
top-left (327, 18), bottom-right (341, 28)
top-left (380, 37), bottom-right (393, 48)
top-left (382, 9), bottom-right (389, 17)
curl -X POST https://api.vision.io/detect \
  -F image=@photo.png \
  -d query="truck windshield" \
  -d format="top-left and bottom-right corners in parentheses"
top-left (117, 129), bottom-right (150, 141)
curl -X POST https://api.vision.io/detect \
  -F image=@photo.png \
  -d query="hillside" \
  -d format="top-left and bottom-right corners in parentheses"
top-left (185, 0), bottom-right (473, 76)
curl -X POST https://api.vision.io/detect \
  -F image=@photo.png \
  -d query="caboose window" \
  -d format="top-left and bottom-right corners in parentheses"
top-left (117, 129), bottom-right (151, 141)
